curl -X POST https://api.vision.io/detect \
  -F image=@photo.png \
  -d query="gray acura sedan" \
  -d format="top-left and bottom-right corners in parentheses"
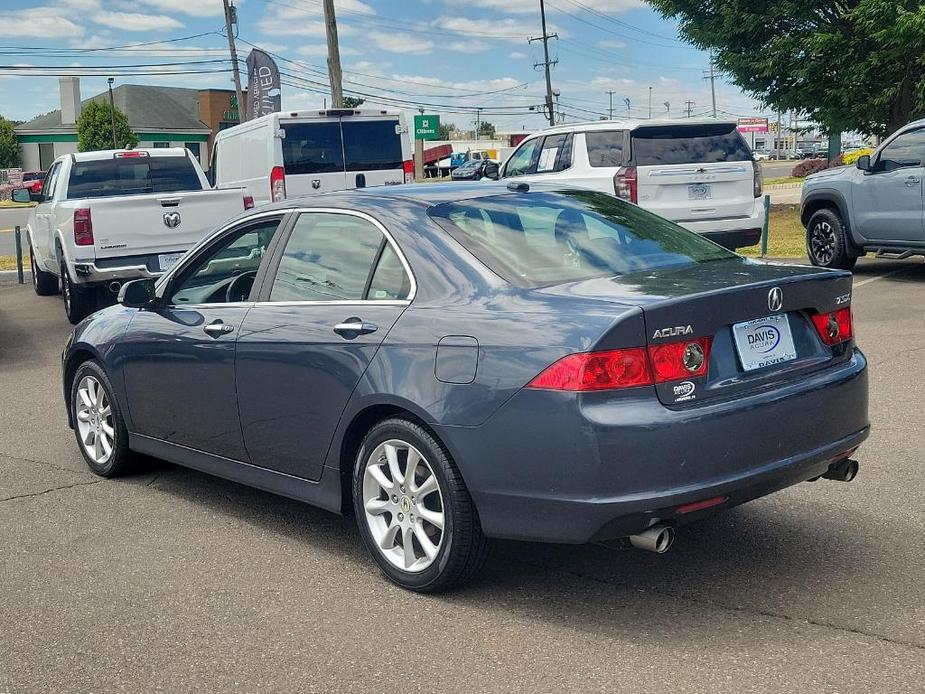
top-left (62, 183), bottom-right (868, 592)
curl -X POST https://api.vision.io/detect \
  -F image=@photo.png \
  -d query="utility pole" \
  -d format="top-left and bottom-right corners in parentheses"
top-left (107, 77), bottom-right (117, 148)
top-left (648, 86), bottom-right (652, 119)
top-left (607, 90), bottom-right (615, 119)
top-left (708, 48), bottom-right (717, 117)
top-left (322, 0), bottom-right (344, 108)
top-left (624, 97), bottom-right (631, 119)
top-left (776, 111), bottom-right (782, 160)
top-left (529, 0), bottom-right (557, 127)
top-left (222, 0), bottom-right (245, 123)
top-left (684, 100), bottom-right (695, 118)
top-left (664, 101), bottom-right (671, 118)
top-left (474, 108), bottom-right (482, 141)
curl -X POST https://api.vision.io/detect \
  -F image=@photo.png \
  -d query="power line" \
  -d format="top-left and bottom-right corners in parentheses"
top-left (558, 0), bottom-right (684, 43)
top-left (529, 0), bottom-right (558, 127)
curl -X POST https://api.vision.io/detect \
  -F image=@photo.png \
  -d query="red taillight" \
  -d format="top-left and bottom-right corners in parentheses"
top-left (270, 166), bottom-right (287, 202)
top-left (403, 159), bottom-right (414, 184)
top-left (526, 348), bottom-right (653, 391)
top-left (614, 166), bottom-right (637, 203)
top-left (752, 160), bottom-right (763, 198)
top-left (810, 307), bottom-right (853, 346)
top-left (647, 338), bottom-right (712, 383)
top-left (73, 208), bottom-right (93, 246)
top-left (243, 195), bottom-right (255, 210)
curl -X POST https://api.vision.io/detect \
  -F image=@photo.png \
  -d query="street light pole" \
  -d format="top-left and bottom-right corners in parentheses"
top-left (107, 77), bottom-right (117, 149)
top-left (648, 86), bottom-right (652, 119)
top-left (607, 90), bottom-right (614, 120)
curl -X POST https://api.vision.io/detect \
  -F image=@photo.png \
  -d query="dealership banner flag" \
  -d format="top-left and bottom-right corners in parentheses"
top-left (246, 49), bottom-right (282, 119)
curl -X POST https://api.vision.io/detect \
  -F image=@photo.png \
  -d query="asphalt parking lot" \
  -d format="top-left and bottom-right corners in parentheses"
top-left (2, 258), bottom-right (924, 693)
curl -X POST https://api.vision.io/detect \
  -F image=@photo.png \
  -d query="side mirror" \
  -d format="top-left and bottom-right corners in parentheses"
top-left (856, 155), bottom-right (871, 171)
top-left (483, 161), bottom-right (500, 180)
top-left (118, 278), bottom-right (157, 309)
top-left (10, 187), bottom-right (32, 204)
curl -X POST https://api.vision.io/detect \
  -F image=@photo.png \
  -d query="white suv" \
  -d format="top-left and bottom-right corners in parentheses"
top-left (499, 119), bottom-right (765, 249)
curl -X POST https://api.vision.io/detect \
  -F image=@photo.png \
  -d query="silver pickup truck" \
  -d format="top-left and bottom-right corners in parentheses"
top-left (801, 119), bottom-right (925, 270)
top-left (19, 147), bottom-right (251, 323)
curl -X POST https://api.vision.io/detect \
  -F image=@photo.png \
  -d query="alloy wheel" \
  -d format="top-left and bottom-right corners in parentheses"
top-left (61, 267), bottom-right (71, 313)
top-left (810, 221), bottom-right (836, 265)
top-left (362, 439), bottom-right (445, 573)
top-left (75, 375), bottom-right (115, 465)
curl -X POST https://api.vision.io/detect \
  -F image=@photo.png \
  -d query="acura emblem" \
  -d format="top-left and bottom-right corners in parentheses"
top-left (768, 286), bottom-right (783, 312)
top-left (163, 212), bottom-right (181, 228)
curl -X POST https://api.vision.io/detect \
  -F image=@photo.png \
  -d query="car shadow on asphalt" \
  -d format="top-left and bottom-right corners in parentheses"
top-left (127, 458), bottom-right (873, 641)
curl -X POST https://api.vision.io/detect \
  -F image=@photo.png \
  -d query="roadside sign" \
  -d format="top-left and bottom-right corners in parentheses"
top-left (737, 117), bottom-right (769, 133)
top-left (414, 114), bottom-right (440, 141)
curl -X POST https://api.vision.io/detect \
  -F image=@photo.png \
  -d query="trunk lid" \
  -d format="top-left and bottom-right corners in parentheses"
top-left (84, 189), bottom-right (246, 260)
top-left (535, 259), bottom-right (854, 405)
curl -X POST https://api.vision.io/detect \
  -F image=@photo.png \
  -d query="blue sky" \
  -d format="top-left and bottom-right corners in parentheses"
top-left (1, 0), bottom-right (766, 131)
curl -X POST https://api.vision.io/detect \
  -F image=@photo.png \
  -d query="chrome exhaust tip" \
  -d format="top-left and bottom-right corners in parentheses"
top-left (822, 458), bottom-right (859, 482)
top-left (108, 281), bottom-right (121, 294)
top-left (629, 524), bottom-right (674, 554)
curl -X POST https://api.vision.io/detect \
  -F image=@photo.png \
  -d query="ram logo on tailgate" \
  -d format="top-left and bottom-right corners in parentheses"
top-left (163, 212), bottom-right (181, 228)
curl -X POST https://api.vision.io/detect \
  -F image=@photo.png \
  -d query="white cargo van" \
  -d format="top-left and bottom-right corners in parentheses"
top-left (212, 109), bottom-right (413, 206)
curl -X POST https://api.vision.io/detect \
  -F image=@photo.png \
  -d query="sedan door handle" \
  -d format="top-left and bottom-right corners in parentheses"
top-left (904, 176), bottom-right (921, 186)
top-left (203, 320), bottom-right (235, 337)
top-left (333, 318), bottom-right (378, 338)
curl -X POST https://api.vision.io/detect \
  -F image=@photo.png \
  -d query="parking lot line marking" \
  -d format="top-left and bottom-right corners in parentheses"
top-left (854, 264), bottom-right (921, 288)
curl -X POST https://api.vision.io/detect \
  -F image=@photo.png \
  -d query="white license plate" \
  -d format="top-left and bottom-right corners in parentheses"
top-left (732, 314), bottom-right (797, 371)
top-left (688, 183), bottom-right (712, 200)
top-left (157, 252), bottom-right (183, 272)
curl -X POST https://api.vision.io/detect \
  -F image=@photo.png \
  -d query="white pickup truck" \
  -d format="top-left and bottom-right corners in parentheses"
top-left (20, 148), bottom-right (251, 323)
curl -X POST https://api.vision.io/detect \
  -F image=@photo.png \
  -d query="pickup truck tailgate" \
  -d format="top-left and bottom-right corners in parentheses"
top-left (86, 190), bottom-right (246, 260)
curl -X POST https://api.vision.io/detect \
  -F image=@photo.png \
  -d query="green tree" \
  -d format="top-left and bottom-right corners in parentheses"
top-left (477, 120), bottom-right (496, 139)
top-left (0, 116), bottom-right (20, 169)
top-left (438, 121), bottom-right (456, 140)
top-left (645, 0), bottom-right (925, 136)
top-left (77, 100), bottom-right (138, 152)
top-left (342, 96), bottom-right (365, 108)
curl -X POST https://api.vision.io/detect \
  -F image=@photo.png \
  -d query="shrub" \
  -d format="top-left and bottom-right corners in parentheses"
top-left (842, 148), bottom-right (874, 166)
top-left (830, 153), bottom-right (845, 167)
top-left (791, 158), bottom-right (829, 178)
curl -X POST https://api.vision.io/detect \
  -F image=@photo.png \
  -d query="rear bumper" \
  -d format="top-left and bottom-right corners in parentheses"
top-left (436, 349), bottom-right (868, 544)
top-left (71, 251), bottom-right (186, 286)
top-left (676, 199), bottom-right (766, 248)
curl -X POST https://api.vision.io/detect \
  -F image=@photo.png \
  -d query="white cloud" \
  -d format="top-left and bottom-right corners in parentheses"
top-left (367, 31), bottom-right (434, 55)
top-left (448, 40), bottom-right (490, 53)
top-left (597, 39), bottom-right (627, 50)
top-left (0, 8), bottom-right (85, 38)
top-left (436, 17), bottom-right (529, 41)
top-left (298, 44), bottom-right (362, 57)
top-left (509, 51), bottom-right (527, 59)
top-left (137, 0), bottom-right (225, 16)
top-left (92, 11), bottom-right (184, 32)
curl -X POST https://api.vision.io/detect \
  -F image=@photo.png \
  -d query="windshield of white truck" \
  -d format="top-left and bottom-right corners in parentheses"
top-left (67, 156), bottom-right (203, 199)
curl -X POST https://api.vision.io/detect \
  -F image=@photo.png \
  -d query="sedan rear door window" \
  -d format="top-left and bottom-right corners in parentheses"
top-left (268, 213), bottom-right (410, 302)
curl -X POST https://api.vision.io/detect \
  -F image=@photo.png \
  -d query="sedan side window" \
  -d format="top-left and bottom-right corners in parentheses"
top-left (876, 129), bottom-right (925, 172)
top-left (168, 218), bottom-right (281, 305)
top-left (503, 138), bottom-right (541, 177)
top-left (268, 212), bottom-right (409, 302)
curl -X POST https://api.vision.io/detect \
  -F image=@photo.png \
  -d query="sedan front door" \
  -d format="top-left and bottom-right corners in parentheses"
top-left (235, 210), bottom-right (414, 481)
top-left (119, 214), bottom-right (285, 460)
top-left (852, 127), bottom-right (925, 242)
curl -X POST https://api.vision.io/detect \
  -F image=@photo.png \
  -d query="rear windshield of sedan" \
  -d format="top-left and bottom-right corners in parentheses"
top-left (67, 156), bottom-right (202, 199)
top-left (428, 190), bottom-right (735, 288)
top-left (631, 123), bottom-right (752, 165)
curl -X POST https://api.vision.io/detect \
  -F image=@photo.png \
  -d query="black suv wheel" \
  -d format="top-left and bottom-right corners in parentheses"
top-left (806, 208), bottom-right (858, 271)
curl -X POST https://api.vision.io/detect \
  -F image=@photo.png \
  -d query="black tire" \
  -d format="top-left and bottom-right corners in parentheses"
top-left (806, 208), bottom-right (858, 271)
top-left (70, 360), bottom-right (134, 478)
top-left (60, 259), bottom-right (95, 324)
top-left (30, 248), bottom-right (59, 296)
top-left (353, 418), bottom-right (488, 593)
